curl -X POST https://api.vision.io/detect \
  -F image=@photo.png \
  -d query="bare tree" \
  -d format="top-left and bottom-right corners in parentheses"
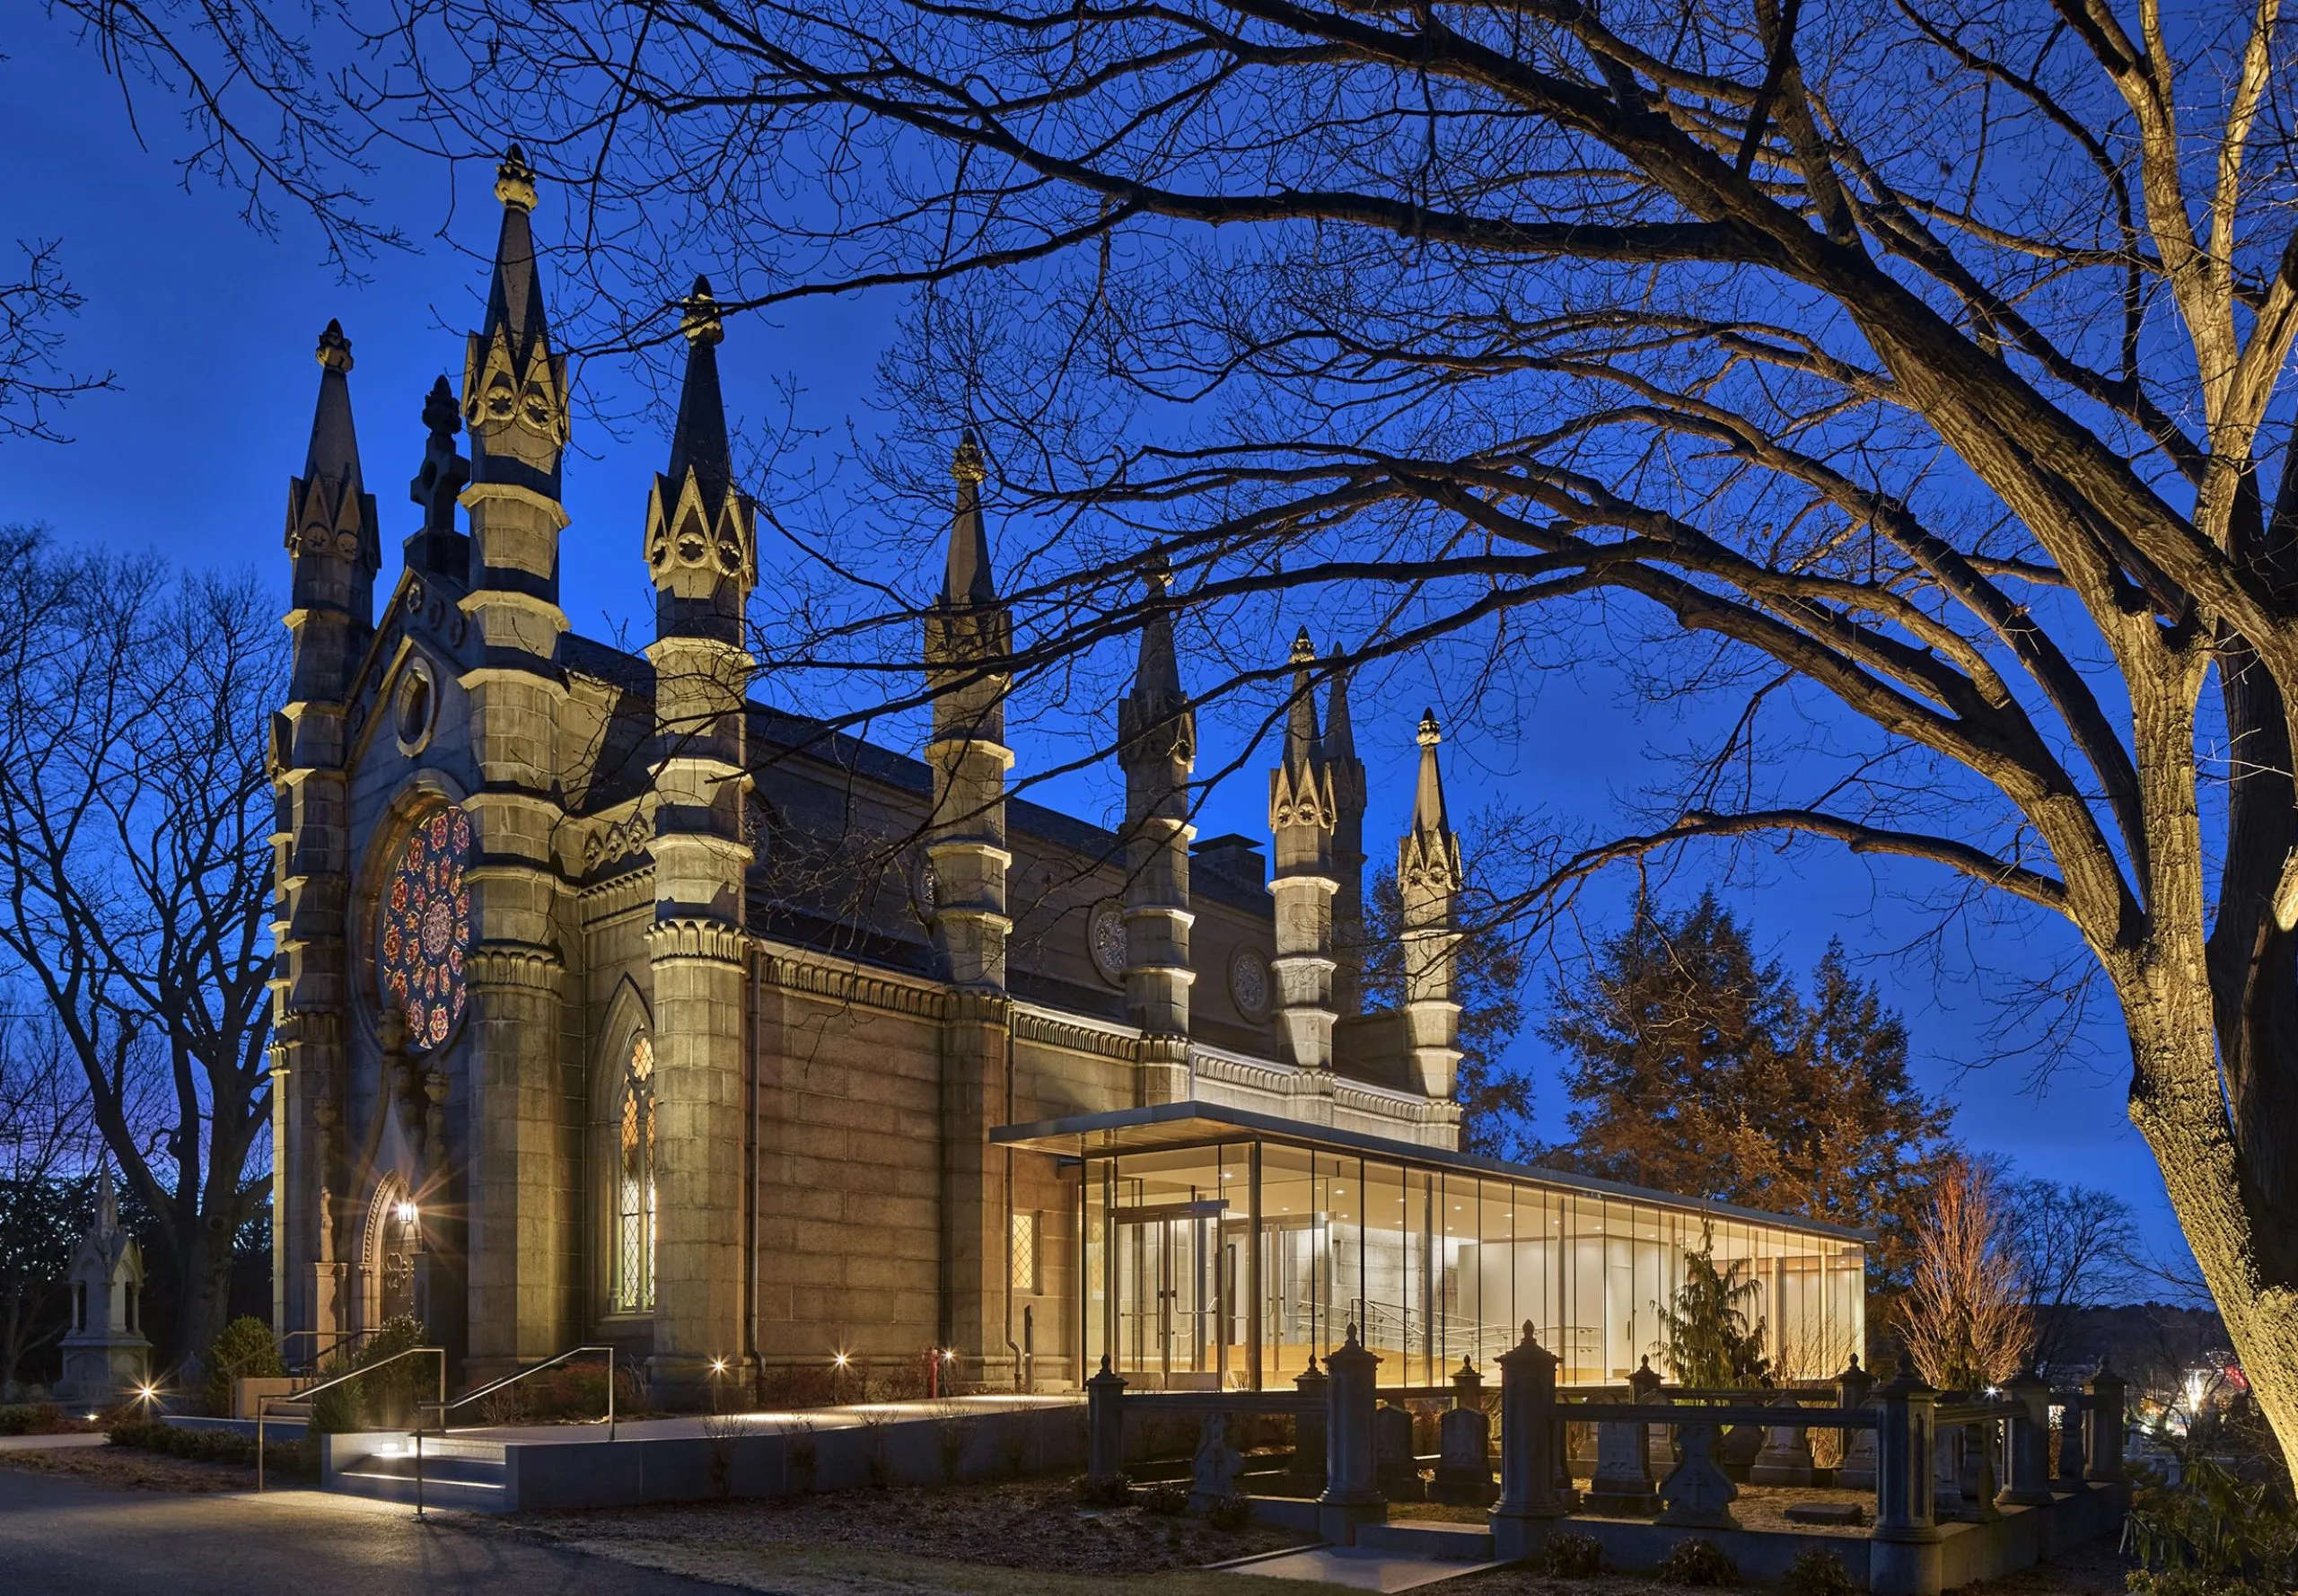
top-left (38, 0), bottom-right (2298, 1470)
top-left (0, 531), bottom-right (280, 1370)
top-left (1904, 1157), bottom-right (2031, 1392)
top-left (0, 241), bottom-right (114, 443)
top-left (2000, 1177), bottom-right (2144, 1375)
top-left (0, 1013), bottom-right (94, 1392)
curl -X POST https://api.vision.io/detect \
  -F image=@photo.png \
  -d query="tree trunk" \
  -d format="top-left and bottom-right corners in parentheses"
top-left (2127, 995), bottom-right (2298, 1471)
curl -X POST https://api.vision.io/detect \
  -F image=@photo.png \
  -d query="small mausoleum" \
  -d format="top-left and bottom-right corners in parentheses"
top-left (57, 1166), bottom-right (150, 1408)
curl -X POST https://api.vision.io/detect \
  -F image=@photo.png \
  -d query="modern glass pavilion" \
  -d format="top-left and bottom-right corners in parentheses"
top-left (996, 1102), bottom-right (1868, 1392)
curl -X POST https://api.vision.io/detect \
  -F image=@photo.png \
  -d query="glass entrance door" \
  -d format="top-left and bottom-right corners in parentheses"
top-left (1113, 1200), bottom-right (1223, 1386)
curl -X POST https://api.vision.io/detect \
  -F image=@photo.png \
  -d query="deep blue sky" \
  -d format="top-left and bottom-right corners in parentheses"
top-left (0, 20), bottom-right (2198, 1290)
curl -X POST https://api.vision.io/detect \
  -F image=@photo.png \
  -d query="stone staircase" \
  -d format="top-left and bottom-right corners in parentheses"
top-left (323, 1433), bottom-right (510, 1511)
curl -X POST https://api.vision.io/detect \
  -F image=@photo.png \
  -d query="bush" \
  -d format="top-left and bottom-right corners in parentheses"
top-left (1544, 1531), bottom-right (1605, 1577)
top-left (0, 1404), bottom-right (72, 1437)
top-left (106, 1419), bottom-right (317, 1479)
top-left (2127, 1575), bottom-right (2290, 1596)
top-left (1205, 1494), bottom-right (1252, 1531)
top-left (309, 1314), bottom-right (431, 1434)
top-left (1074, 1472), bottom-right (1132, 1507)
top-left (1139, 1481), bottom-right (1189, 1516)
top-left (205, 1316), bottom-right (286, 1416)
top-left (2126, 1451), bottom-right (2298, 1592)
top-left (1658, 1537), bottom-right (1737, 1586)
top-left (1782, 1548), bottom-right (1857, 1596)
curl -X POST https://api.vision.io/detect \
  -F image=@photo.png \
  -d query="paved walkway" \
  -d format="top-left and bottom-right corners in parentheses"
top-left (445, 1390), bottom-right (1080, 1444)
top-left (0, 1469), bottom-right (727, 1596)
top-left (0, 1432), bottom-right (109, 1451)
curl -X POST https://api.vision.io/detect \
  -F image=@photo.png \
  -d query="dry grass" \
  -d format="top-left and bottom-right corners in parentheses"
top-left (0, 1443), bottom-right (260, 1494)
top-left (504, 1478), bottom-right (1311, 1578)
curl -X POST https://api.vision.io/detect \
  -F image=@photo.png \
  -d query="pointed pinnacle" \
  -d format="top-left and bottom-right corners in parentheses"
top-left (680, 274), bottom-right (724, 346)
top-left (496, 144), bottom-right (538, 211)
top-left (316, 319), bottom-right (354, 373)
top-left (952, 429), bottom-right (987, 485)
top-left (1141, 547), bottom-right (1172, 595)
top-left (1418, 708), bottom-right (1442, 748)
top-left (1290, 627), bottom-right (1316, 665)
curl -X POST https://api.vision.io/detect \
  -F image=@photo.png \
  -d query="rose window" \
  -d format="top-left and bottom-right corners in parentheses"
top-left (378, 805), bottom-right (473, 1049)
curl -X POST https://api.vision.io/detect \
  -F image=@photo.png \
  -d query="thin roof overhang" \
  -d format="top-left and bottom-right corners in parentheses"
top-left (993, 1100), bottom-right (1872, 1246)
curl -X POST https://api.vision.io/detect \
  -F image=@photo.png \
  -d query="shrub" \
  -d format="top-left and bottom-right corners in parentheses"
top-left (1074, 1472), bottom-right (1132, 1508)
top-left (2126, 1451), bottom-right (2298, 1591)
top-left (204, 1317), bottom-right (286, 1416)
top-left (1205, 1494), bottom-right (1252, 1531)
top-left (107, 1419), bottom-right (317, 1479)
top-left (0, 1404), bottom-right (72, 1437)
top-left (309, 1314), bottom-right (431, 1434)
top-left (1782, 1548), bottom-right (1857, 1596)
top-left (2127, 1574), bottom-right (2290, 1596)
top-left (1658, 1537), bottom-right (1737, 1586)
top-left (1544, 1531), bottom-right (1605, 1577)
top-left (1139, 1481), bottom-right (1189, 1516)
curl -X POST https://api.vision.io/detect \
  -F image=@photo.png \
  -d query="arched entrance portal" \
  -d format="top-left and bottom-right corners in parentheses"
top-left (359, 1176), bottom-right (422, 1330)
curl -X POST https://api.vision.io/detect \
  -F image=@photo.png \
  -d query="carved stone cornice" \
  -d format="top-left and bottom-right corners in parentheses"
top-left (756, 946), bottom-right (952, 1022)
top-left (645, 916), bottom-right (749, 965)
top-left (577, 867), bottom-right (655, 922)
top-left (1013, 1005), bottom-right (1143, 1062)
top-left (466, 943), bottom-right (566, 988)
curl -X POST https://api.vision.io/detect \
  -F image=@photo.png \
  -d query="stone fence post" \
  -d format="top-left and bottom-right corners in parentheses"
top-left (1086, 1355), bottom-right (1126, 1483)
top-left (1871, 1357), bottom-right (1943, 1596)
top-left (1319, 1325), bottom-right (1385, 1544)
top-left (2001, 1367), bottom-right (2054, 1506)
top-left (2084, 1364), bottom-right (2128, 1485)
top-left (1489, 1322), bottom-right (1567, 1560)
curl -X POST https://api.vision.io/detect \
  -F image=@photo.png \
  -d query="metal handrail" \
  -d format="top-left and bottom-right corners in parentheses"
top-left (423, 1344), bottom-right (618, 1441)
top-left (277, 1327), bottom-right (375, 1376)
top-left (257, 1344), bottom-right (447, 1495)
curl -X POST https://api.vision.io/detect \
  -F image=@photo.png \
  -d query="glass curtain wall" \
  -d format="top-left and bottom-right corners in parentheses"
top-left (1082, 1141), bottom-right (1864, 1390)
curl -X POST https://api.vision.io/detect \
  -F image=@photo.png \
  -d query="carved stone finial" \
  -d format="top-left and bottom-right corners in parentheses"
top-left (680, 274), bottom-right (724, 347)
top-left (1142, 548), bottom-right (1172, 595)
top-left (495, 144), bottom-right (539, 212)
top-left (1418, 708), bottom-right (1443, 749)
top-left (952, 429), bottom-right (987, 485)
top-left (1290, 627), bottom-right (1316, 665)
top-left (420, 374), bottom-right (460, 440)
top-left (315, 319), bottom-right (354, 373)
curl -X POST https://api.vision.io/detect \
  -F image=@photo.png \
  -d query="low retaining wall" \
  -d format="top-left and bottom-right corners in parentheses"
top-left (343, 1401), bottom-right (1092, 1513)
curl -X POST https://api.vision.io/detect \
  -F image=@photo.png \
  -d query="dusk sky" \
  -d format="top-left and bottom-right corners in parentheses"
top-left (0, 17), bottom-right (2197, 1285)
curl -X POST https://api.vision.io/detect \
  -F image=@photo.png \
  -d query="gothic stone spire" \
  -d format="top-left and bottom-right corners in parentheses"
top-left (405, 375), bottom-right (471, 578)
top-left (285, 320), bottom-right (379, 577)
top-left (1116, 552), bottom-right (1197, 1053)
top-left (462, 145), bottom-right (568, 496)
top-left (942, 432), bottom-right (998, 609)
top-left (1267, 630), bottom-right (1338, 1072)
top-left (1324, 653), bottom-right (1369, 1018)
top-left (645, 276), bottom-right (754, 640)
top-left (1399, 709), bottom-right (1463, 1101)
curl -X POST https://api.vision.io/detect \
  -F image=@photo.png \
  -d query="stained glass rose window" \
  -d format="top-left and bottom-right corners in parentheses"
top-left (378, 805), bottom-right (473, 1049)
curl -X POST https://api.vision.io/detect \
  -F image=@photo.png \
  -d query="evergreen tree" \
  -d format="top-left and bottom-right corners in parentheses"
top-left (1654, 1223), bottom-right (1770, 1389)
top-left (1546, 893), bottom-right (1953, 1292)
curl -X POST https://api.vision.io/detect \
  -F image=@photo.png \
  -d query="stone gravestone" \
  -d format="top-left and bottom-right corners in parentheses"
top-left (1188, 1412), bottom-right (1244, 1512)
top-left (1287, 1357), bottom-right (1329, 1495)
top-left (56, 1167), bottom-right (150, 1409)
top-left (1932, 1422), bottom-right (1966, 1520)
top-left (1834, 1355), bottom-right (1879, 1491)
top-left (1430, 1358), bottom-right (1495, 1505)
top-left (1374, 1401), bottom-right (1425, 1501)
top-left (1750, 1388), bottom-right (1815, 1486)
top-left (1657, 1420), bottom-right (1741, 1530)
top-left (1956, 1421), bottom-right (2003, 1523)
top-left (1587, 1404), bottom-right (1662, 1514)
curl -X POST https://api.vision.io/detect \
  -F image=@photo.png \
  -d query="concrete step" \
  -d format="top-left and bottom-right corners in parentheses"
top-left (327, 1434), bottom-right (511, 1512)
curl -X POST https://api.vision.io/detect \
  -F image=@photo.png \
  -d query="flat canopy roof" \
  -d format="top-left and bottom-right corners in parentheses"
top-left (993, 1100), bottom-right (1872, 1245)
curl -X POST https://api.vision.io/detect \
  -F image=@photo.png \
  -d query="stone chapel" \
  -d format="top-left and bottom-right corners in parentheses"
top-left (269, 149), bottom-right (1865, 1407)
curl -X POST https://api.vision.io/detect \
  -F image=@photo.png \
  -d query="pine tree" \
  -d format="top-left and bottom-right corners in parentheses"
top-left (1546, 892), bottom-right (1953, 1292)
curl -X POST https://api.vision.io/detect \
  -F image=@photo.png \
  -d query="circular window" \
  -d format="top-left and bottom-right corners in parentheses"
top-left (393, 660), bottom-right (436, 754)
top-left (1228, 947), bottom-right (1272, 1022)
top-left (377, 805), bottom-right (473, 1050)
top-left (1088, 899), bottom-right (1127, 984)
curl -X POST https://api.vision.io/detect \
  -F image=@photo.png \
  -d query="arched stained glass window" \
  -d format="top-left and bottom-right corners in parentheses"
top-left (614, 1037), bottom-right (656, 1312)
top-left (378, 805), bottom-right (473, 1049)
